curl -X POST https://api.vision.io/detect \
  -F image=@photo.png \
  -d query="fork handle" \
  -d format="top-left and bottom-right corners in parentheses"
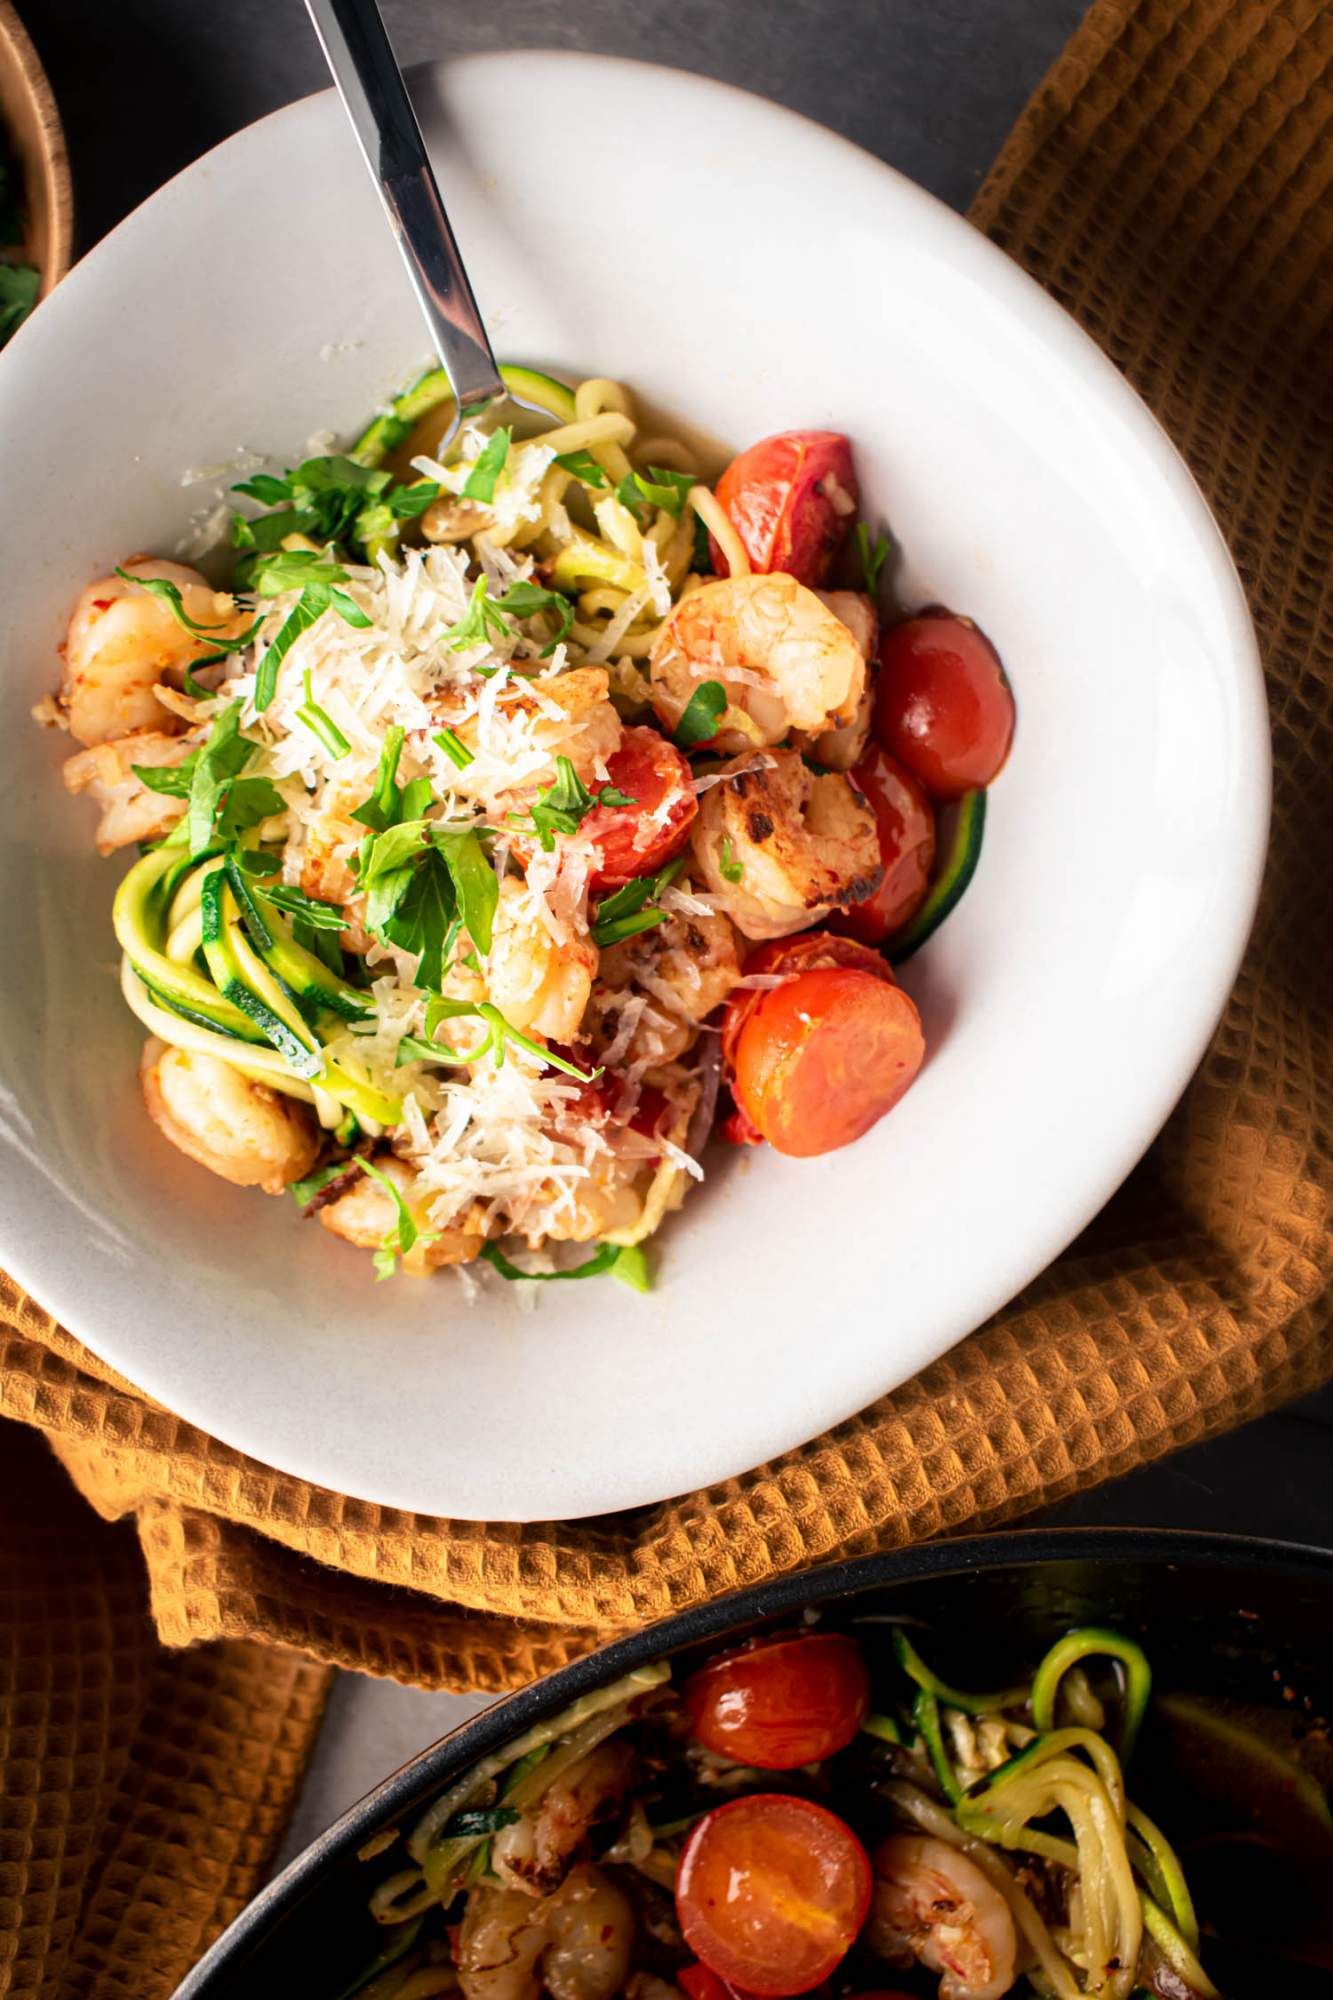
top-left (305, 0), bottom-right (505, 414)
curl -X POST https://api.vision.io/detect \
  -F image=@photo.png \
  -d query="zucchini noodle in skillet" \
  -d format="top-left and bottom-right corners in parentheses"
top-left (340, 1623), bottom-right (1219, 1998)
top-left (43, 365), bottom-right (1015, 1284)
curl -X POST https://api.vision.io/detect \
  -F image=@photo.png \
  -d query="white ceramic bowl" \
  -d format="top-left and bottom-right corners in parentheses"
top-left (0, 54), bottom-right (1267, 1521)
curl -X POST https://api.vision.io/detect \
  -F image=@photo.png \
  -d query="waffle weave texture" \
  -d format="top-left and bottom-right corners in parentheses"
top-left (0, 0), bottom-right (1328, 1706)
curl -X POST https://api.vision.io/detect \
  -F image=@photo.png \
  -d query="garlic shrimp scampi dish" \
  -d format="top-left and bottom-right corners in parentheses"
top-left (343, 1624), bottom-right (1224, 2000)
top-left (43, 366), bottom-right (1016, 1283)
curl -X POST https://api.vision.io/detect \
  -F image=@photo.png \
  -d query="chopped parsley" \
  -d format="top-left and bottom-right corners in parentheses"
top-left (358, 1156), bottom-right (436, 1281)
top-left (356, 816), bottom-right (498, 990)
top-left (854, 520), bottom-right (891, 597)
top-left (616, 466), bottom-right (695, 520)
top-left (441, 575), bottom-right (511, 652)
top-left (494, 579), bottom-right (574, 656)
top-left (481, 1241), bottom-right (629, 1284)
top-left (295, 668), bottom-right (350, 758)
top-left (440, 575), bottom-right (574, 659)
top-left (590, 854), bottom-right (686, 949)
top-left (288, 1159), bottom-right (351, 1210)
top-left (672, 679), bottom-right (727, 749)
top-left (135, 703), bottom-right (283, 856)
top-left (506, 756), bottom-right (634, 852)
top-left (397, 996), bottom-right (600, 1084)
top-left (460, 426), bottom-right (511, 503)
top-left (113, 567), bottom-right (263, 653)
top-left (247, 549), bottom-right (373, 711)
top-left (719, 838), bottom-right (744, 884)
top-left (553, 449), bottom-right (608, 487)
top-left (432, 727), bottom-right (474, 770)
top-left (231, 452), bottom-right (439, 562)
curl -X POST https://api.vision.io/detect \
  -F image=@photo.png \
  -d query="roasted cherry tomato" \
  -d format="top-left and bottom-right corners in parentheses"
top-left (873, 611), bottom-right (1014, 800)
top-left (711, 432), bottom-right (858, 586)
top-left (676, 1793), bottom-right (872, 1996)
top-left (582, 725), bottom-right (697, 891)
top-left (721, 932), bottom-right (894, 1074)
top-left (723, 939), bottom-right (923, 1157)
top-left (683, 1632), bottom-right (871, 1769)
top-left (829, 747), bottom-right (935, 943)
top-left (679, 1968), bottom-right (760, 2000)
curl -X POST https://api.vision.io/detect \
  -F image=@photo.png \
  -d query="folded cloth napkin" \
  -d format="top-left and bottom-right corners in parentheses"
top-left (2, 0), bottom-right (1329, 1720)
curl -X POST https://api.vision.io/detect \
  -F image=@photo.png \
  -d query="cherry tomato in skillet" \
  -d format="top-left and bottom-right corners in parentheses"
top-left (582, 726), bottom-right (697, 891)
top-left (676, 1793), bottom-right (873, 1996)
top-left (711, 432), bottom-right (858, 586)
top-left (683, 1632), bottom-right (870, 1769)
top-left (828, 747), bottom-right (935, 944)
top-left (723, 938), bottom-right (924, 1157)
top-left (873, 611), bottom-right (1014, 800)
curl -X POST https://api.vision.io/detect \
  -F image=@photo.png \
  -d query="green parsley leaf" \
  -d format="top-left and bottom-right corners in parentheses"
top-left (214, 775), bottom-right (285, 844)
top-left (507, 756), bottom-right (635, 852)
top-left (232, 456), bottom-right (440, 565)
top-left (295, 669), bottom-right (350, 758)
top-left (181, 651), bottom-right (228, 699)
top-left (441, 575), bottom-right (511, 653)
top-left (854, 520), bottom-right (891, 597)
top-left (380, 849), bottom-right (456, 991)
top-left (495, 579), bottom-right (575, 657)
top-left (131, 759), bottom-right (196, 799)
top-left (672, 679), bottom-right (727, 749)
top-left (460, 426), bottom-right (512, 503)
top-left (246, 551), bottom-right (373, 712)
top-left (357, 818), bottom-right (497, 989)
top-left (359, 1157), bottom-right (435, 1280)
top-left (113, 567), bottom-right (263, 653)
top-left (434, 827), bottom-right (498, 955)
top-left (0, 263), bottom-right (39, 347)
top-left (289, 1160), bottom-right (352, 1209)
top-left (589, 854), bottom-right (686, 949)
top-left (253, 595), bottom-right (323, 710)
top-left (481, 1242), bottom-right (626, 1283)
top-left (250, 548), bottom-right (349, 597)
top-left (408, 997), bottom-right (599, 1083)
top-left (553, 449), bottom-right (608, 487)
top-left (232, 471), bottom-right (294, 507)
top-left (351, 726), bottom-right (406, 832)
top-left (388, 478), bottom-right (442, 521)
top-left (185, 703), bottom-right (259, 855)
top-left (719, 837), bottom-right (744, 884)
top-left (691, 507), bottom-right (714, 576)
top-left (616, 466), bottom-right (695, 520)
top-left (612, 1243), bottom-right (652, 1292)
top-left (433, 727), bottom-right (473, 770)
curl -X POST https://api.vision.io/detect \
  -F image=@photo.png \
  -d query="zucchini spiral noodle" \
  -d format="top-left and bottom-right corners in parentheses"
top-left (45, 362), bottom-right (1010, 1284)
top-left (339, 1624), bottom-right (1222, 2000)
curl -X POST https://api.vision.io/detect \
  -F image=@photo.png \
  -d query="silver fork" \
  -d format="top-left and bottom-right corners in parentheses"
top-left (304, 0), bottom-right (548, 444)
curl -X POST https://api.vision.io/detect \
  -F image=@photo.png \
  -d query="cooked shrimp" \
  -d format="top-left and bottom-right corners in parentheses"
top-left (796, 590), bottom-right (878, 770)
top-left (140, 1041), bottom-right (321, 1194)
top-left (493, 1742), bottom-right (636, 1897)
top-left (61, 560), bottom-right (247, 747)
top-left (583, 904), bottom-right (741, 1068)
top-left (648, 573), bottom-right (866, 754)
top-left (62, 726), bottom-right (200, 854)
top-left (690, 748), bottom-right (882, 939)
top-left (456, 1867), bottom-right (634, 2000)
top-left (867, 1835), bottom-right (1018, 2000)
top-left (317, 1155), bottom-right (486, 1271)
top-left (487, 876), bottom-right (597, 1043)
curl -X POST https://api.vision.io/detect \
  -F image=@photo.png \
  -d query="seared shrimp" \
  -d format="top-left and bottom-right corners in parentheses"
top-left (867, 1835), bottom-right (1018, 2000)
top-left (583, 904), bottom-right (741, 1068)
top-left (61, 560), bottom-right (247, 747)
top-left (690, 749), bottom-right (881, 939)
top-left (649, 573), bottom-right (866, 754)
top-left (487, 877), bottom-right (597, 1043)
top-left (456, 1866), bottom-right (634, 2000)
top-left (797, 590), bottom-right (878, 770)
top-left (493, 1742), bottom-right (636, 1898)
top-left (62, 726), bottom-right (200, 854)
top-left (140, 1041), bottom-right (320, 1194)
top-left (317, 1155), bottom-right (486, 1271)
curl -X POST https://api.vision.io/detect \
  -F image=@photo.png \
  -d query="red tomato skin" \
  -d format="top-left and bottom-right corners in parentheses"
top-left (729, 965), bottom-right (924, 1158)
top-left (676, 1794), bottom-right (873, 1997)
top-left (680, 1969), bottom-right (760, 2000)
top-left (711, 432), bottom-right (858, 585)
top-left (873, 611), bottom-right (1014, 800)
top-left (720, 932), bottom-right (894, 1075)
top-left (683, 1633), bottom-right (870, 1769)
top-left (582, 726), bottom-right (697, 891)
top-left (829, 748), bottom-right (935, 943)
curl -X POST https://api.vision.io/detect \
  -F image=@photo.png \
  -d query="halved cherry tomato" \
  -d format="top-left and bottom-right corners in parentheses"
top-left (726, 962), bottom-right (924, 1158)
top-left (676, 1793), bottom-right (872, 1996)
top-left (683, 1633), bottom-right (870, 1769)
top-left (679, 1968), bottom-right (759, 2000)
top-left (829, 747), bottom-right (935, 944)
top-left (582, 726), bottom-right (697, 891)
top-left (711, 432), bottom-right (858, 586)
top-left (873, 611), bottom-right (1014, 800)
top-left (721, 932), bottom-right (894, 1074)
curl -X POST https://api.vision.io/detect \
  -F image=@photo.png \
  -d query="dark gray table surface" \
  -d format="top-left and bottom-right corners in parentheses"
top-left (27, 0), bottom-right (1331, 1552)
